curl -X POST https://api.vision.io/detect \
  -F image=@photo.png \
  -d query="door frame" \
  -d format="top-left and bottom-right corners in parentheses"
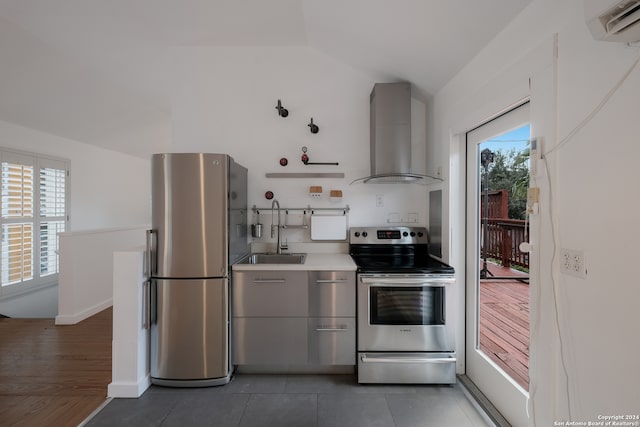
top-left (464, 102), bottom-right (530, 427)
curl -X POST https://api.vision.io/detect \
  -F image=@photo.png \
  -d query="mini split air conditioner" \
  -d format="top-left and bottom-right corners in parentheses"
top-left (585, 0), bottom-right (640, 42)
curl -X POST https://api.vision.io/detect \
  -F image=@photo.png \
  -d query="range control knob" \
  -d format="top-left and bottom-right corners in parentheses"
top-left (410, 232), bottom-right (416, 237)
top-left (403, 231), bottom-right (409, 237)
top-left (417, 232), bottom-right (424, 237)
top-left (362, 231), bottom-right (368, 237)
top-left (354, 232), bottom-right (360, 237)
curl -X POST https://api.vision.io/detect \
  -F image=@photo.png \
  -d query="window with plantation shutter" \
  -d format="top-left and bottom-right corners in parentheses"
top-left (39, 164), bottom-right (66, 277)
top-left (0, 149), bottom-right (69, 297)
top-left (1, 161), bottom-right (34, 286)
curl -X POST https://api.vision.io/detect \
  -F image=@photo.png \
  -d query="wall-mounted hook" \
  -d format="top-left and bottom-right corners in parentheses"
top-left (308, 117), bottom-right (319, 134)
top-left (275, 99), bottom-right (289, 118)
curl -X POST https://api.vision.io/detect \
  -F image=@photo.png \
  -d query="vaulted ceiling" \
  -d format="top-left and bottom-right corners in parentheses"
top-left (0, 0), bottom-right (531, 155)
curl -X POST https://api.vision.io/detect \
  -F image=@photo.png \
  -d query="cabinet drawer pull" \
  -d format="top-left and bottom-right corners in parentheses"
top-left (315, 327), bottom-right (349, 332)
top-left (315, 279), bottom-right (348, 284)
top-left (252, 279), bottom-right (286, 284)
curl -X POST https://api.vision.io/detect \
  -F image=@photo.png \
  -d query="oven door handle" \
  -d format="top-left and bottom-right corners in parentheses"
top-left (359, 276), bottom-right (454, 286)
top-left (315, 279), bottom-right (349, 284)
top-left (360, 354), bottom-right (455, 364)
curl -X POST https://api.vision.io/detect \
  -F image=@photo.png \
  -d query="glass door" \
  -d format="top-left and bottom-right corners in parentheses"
top-left (466, 102), bottom-right (531, 426)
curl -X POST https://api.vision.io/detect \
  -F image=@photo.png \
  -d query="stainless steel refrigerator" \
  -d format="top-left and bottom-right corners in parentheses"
top-left (148, 153), bottom-right (248, 387)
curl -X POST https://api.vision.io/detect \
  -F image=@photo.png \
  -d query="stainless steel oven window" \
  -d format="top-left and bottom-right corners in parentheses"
top-left (369, 286), bottom-right (445, 325)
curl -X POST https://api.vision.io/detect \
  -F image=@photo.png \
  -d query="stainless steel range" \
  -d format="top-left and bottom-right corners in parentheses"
top-left (350, 226), bottom-right (456, 384)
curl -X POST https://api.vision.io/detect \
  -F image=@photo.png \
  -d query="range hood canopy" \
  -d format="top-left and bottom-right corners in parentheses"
top-left (351, 82), bottom-right (443, 185)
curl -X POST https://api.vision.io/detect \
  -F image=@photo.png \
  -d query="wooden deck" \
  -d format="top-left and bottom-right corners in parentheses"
top-left (0, 308), bottom-right (112, 427)
top-left (479, 261), bottom-right (530, 390)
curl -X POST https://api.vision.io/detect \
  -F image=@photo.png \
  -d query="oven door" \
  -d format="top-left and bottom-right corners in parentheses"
top-left (357, 274), bottom-right (455, 352)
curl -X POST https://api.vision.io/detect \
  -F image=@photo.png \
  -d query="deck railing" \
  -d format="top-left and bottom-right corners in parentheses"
top-left (481, 218), bottom-right (529, 269)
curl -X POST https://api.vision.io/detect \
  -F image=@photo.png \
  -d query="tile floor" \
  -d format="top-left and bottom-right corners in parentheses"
top-left (84, 374), bottom-right (493, 427)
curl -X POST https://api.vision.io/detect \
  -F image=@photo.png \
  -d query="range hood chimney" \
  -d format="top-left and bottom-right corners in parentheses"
top-left (352, 82), bottom-right (442, 185)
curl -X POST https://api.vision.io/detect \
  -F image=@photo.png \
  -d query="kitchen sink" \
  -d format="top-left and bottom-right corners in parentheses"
top-left (239, 253), bottom-right (307, 265)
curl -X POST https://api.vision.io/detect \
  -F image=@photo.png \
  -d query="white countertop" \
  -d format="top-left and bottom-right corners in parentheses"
top-left (232, 252), bottom-right (356, 271)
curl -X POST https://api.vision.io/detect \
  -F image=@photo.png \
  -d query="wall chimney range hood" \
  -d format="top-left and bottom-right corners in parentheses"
top-left (351, 82), bottom-right (442, 185)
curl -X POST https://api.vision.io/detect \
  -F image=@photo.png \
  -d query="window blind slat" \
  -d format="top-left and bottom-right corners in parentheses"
top-left (1, 223), bottom-right (33, 286)
top-left (40, 167), bottom-right (66, 218)
top-left (40, 220), bottom-right (64, 276)
top-left (1, 162), bottom-right (34, 218)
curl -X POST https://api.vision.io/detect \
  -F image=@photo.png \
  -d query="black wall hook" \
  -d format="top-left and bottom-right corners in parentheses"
top-left (308, 117), bottom-right (319, 134)
top-left (300, 146), bottom-right (338, 165)
top-left (275, 99), bottom-right (289, 118)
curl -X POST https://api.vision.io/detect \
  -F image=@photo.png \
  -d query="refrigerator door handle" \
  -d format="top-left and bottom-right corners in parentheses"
top-left (144, 230), bottom-right (155, 330)
top-left (149, 279), bottom-right (157, 325)
top-left (146, 229), bottom-right (156, 278)
top-left (143, 280), bottom-right (150, 329)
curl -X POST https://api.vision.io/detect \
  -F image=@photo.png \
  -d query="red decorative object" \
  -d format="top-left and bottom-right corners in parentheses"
top-left (279, 157), bottom-right (288, 167)
top-left (265, 191), bottom-right (274, 200)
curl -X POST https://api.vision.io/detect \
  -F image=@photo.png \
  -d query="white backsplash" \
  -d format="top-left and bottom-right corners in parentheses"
top-left (250, 241), bottom-right (349, 254)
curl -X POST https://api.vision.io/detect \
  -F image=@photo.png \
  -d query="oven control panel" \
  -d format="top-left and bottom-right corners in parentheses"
top-left (349, 226), bottom-right (429, 244)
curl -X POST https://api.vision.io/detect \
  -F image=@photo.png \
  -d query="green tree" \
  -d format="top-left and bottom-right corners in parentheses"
top-left (486, 147), bottom-right (530, 219)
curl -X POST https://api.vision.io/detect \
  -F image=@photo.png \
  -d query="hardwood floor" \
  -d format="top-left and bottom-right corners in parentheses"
top-left (0, 308), bottom-right (112, 427)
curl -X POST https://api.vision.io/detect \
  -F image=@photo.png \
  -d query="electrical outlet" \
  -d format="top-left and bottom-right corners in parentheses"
top-left (376, 194), bottom-right (384, 207)
top-left (560, 248), bottom-right (587, 279)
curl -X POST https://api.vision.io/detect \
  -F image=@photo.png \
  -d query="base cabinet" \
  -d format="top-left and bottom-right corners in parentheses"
top-left (308, 271), bottom-right (355, 317)
top-left (232, 269), bottom-right (355, 369)
top-left (232, 271), bottom-right (307, 317)
top-left (232, 318), bottom-right (307, 365)
top-left (308, 317), bottom-right (356, 365)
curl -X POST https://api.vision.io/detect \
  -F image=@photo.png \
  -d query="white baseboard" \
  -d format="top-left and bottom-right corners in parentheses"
top-left (55, 298), bottom-right (113, 325)
top-left (107, 375), bottom-right (151, 398)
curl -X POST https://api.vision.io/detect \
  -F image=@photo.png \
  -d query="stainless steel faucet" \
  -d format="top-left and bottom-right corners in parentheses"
top-left (271, 199), bottom-right (282, 254)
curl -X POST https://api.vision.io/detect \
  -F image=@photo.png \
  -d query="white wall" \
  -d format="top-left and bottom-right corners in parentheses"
top-left (170, 46), bottom-right (429, 232)
top-left (554, 4), bottom-right (640, 421)
top-left (56, 227), bottom-right (148, 325)
top-left (434, 0), bottom-right (640, 424)
top-left (0, 119), bottom-right (151, 231)
top-left (0, 119), bottom-right (151, 317)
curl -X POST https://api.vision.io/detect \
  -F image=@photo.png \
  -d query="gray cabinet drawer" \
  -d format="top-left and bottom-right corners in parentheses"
top-left (308, 317), bottom-right (356, 365)
top-left (308, 271), bottom-right (355, 317)
top-left (233, 317), bottom-right (307, 365)
top-left (233, 271), bottom-right (307, 317)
